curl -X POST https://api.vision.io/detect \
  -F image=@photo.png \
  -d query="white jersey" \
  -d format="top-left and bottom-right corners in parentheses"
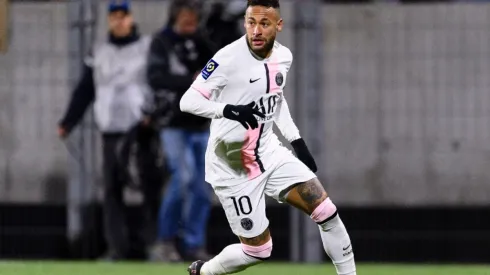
top-left (180, 35), bottom-right (301, 186)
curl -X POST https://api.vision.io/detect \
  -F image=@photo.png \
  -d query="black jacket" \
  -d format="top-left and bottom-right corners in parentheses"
top-left (147, 27), bottom-right (216, 130)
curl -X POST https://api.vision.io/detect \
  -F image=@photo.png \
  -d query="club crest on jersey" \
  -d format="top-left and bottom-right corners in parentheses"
top-left (201, 59), bottom-right (219, 80)
top-left (275, 72), bottom-right (284, 86)
top-left (240, 218), bottom-right (254, 231)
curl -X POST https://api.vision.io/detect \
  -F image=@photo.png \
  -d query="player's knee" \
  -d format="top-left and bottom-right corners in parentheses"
top-left (241, 239), bottom-right (273, 260)
top-left (310, 197), bottom-right (338, 224)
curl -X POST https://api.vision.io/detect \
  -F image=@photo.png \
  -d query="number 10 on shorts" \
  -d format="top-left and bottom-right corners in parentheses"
top-left (231, 196), bottom-right (252, 216)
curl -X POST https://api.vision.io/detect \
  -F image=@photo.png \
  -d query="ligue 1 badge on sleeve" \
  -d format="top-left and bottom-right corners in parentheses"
top-left (275, 72), bottom-right (283, 86)
top-left (240, 218), bottom-right (254, 231)
top-left (201, 59), bottom-right (219, 80)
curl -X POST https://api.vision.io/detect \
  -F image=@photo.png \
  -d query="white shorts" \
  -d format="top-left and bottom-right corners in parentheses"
top-left (212, 149), bottom-right (316, 238)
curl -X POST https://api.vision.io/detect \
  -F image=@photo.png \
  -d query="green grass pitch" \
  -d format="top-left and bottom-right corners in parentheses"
top-left (1, 262), bottom-right (489, 275)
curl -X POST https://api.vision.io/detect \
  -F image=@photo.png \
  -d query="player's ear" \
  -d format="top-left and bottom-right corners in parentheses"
top-left (277, 18), bottom-right (283, 32)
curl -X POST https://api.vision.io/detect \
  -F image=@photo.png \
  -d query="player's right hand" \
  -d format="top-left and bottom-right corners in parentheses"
top-left (223, 102), bottom-right (265, 130)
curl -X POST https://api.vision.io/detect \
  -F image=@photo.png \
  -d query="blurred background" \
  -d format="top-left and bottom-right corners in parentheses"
top-left (1, 0), bottom-right (490, 268)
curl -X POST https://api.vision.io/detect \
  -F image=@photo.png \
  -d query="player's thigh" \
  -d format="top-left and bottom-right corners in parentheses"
top-left (213, 179), bottom-right (269, 240)
top-left (265, 151), bottom-right (317, 203)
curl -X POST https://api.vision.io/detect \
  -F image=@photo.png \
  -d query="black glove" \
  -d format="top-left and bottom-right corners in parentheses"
top-left (223, 102), bottom-right (265, 129)
top-left (291, 138), bottom-right (317, 172)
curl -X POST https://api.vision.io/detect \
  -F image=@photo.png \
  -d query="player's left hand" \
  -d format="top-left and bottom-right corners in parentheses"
top-left (291, 138), bottom-right (317, 172)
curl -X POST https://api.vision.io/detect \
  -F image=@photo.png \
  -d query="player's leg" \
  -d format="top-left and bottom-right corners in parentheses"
top-left (264, 148), bottom-right (356, 275)
top-left (196, 228), bottom-right (271, 275)
top-left (190, 179), bottom-right (272, 275)
top-left (284, 178), bottom-right (356, 275)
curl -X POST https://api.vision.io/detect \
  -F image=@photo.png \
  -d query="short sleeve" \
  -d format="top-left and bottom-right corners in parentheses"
top-left (190, 50), bottom-right (232, 100)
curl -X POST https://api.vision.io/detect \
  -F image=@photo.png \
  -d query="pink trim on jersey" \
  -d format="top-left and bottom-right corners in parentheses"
top-left (242, 239), bottom-right (273, 259)
top-left (267, 61), bottom-right (281, 93)
top-left (191, 85), bottom-right (211, 99)
top-left (310, 198), bottom-right (337, 223)
top-left (241, 127), bottom-right (262, 180)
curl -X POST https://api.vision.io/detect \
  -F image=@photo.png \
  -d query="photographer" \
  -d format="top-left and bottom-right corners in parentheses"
top-left (146, 0), bottom-right (215, 262)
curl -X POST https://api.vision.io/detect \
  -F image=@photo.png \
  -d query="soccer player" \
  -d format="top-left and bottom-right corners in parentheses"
top-left (180, 0), bottom-right (357, 274)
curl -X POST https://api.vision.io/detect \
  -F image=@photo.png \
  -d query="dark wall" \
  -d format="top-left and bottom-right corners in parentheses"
top-left (1, 204), bottom-right (489, 263)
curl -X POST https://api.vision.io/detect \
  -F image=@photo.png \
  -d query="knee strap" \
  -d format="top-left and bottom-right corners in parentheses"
top-left (310, 197), bottom-right (338, 224)
top-left (242, 239), bottom-right (273, 260)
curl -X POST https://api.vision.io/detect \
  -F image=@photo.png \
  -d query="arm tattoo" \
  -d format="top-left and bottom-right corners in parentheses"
top-left (296, 180), bottom-right (327, 207)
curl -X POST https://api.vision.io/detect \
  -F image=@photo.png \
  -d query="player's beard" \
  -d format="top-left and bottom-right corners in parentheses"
top-left (247, 34), bottom-right (276, 59)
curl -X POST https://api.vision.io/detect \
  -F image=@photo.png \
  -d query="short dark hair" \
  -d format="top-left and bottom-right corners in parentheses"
top-left (167, 0), bottom-right (200, 26)
top-left (247, 0), bottom-right (280, 9)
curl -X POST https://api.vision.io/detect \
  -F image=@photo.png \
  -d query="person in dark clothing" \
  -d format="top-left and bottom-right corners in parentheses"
top-left (200, 0), bottom-right (245, 50)
top-left (146, 0), bottom-right (215, 262)
top-left (58, 0), bottom-right (163, 261)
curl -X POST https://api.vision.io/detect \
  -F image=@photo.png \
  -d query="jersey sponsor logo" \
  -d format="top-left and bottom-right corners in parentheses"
top-left (253, 94), bottom-right (281, 124)
top-left (249, 78), bottom-right (261, 83)
top-left (201, 59), bottom-right (219, 80)
top-left (275, 72), bottom-right (284, 86)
